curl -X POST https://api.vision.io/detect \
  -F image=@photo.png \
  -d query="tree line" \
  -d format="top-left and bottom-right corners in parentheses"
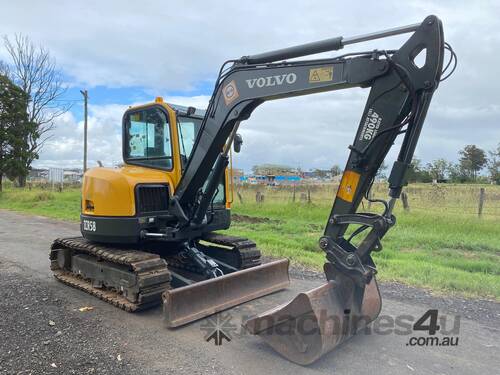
top-left (251, 143), bottom-right (500, 185)
top-left (0, 35), bottom-right (67, 191)
top-left (407, 144), bottom-right (499, 184)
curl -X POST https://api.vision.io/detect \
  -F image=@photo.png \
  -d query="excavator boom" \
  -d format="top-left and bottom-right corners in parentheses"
top-left (166, 14), bottom-right (452, 364)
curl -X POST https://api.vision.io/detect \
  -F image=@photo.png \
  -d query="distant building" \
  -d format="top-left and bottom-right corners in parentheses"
top-left (239, 174), bottom-right (302, 185)
top-left (302, 169), bottom-right (333, 180)
top-left (252, 164), bottom-right (297, 176)
top-left (64, 170), bottom-right (83, 183)
top-left (28, 168), bottom-right (83, 183)
top-left (231, 168), bottom-right (244, 183)
top-left (302, 171), bottom-right (316, 179)
top-left (29, 168), bottom-right (48, 180)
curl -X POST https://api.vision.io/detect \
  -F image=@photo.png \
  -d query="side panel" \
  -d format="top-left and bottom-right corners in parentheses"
top-left (82, 168), bottom-right (136, 216)
top-left (81, 165), bottom-right (176, 217)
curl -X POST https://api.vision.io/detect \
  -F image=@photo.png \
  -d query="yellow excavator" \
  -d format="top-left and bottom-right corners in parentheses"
top-left (50, 15), bottom-right (454, 364)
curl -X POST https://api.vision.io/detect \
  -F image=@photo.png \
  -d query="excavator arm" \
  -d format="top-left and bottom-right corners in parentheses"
top-left (167, 15), bottom-right (454, 365)
top-left (173, 15), bottom-right (445, 282)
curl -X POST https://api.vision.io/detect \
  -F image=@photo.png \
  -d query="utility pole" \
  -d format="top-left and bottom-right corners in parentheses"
top-left (80, 90), bottom-right (88, 172)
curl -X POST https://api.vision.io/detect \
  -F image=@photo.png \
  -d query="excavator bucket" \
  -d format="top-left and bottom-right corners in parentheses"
top-left (243, 263), bottom-right (381, 365)
top-left (163, 259), bottom-right (290, 327)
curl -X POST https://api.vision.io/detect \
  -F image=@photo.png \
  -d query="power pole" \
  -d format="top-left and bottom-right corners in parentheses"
top-left (80, 90), bottom-right (88, 172)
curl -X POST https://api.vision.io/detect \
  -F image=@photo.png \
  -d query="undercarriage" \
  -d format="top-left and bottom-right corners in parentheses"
top-left (50, 233), bottom-right (288, 322)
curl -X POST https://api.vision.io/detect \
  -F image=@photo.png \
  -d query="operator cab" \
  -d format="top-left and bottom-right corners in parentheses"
top-left (122, 100), bottom-right (226, 208)
top-left (123, 102), bottom-right (205, 171)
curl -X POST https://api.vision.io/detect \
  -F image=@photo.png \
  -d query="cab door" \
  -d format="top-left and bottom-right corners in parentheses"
top-left (122, 103), bottom-right (183, 186)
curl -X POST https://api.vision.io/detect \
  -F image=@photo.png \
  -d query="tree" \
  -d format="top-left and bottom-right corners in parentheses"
top-left (488, 143), bottom-right (500, 184)
top-left (459, 145), bottom-right (487, 181)
top-left (0, 74), bottom-right (32, 191)
top-left (406, 158), bottom-right (421, 182)
top-left (330, 164), bottom-right (342, 177)
top-left (252, 164), bottom-right (295, 176)
top-left (405, 158), bottom-right (432, 183)
top-left (3, 35), bottom-right (68, 186)
top-left (447, 163), bottom-right (469, 183)
top-left (426, 158), bottom-right (450, 181)
top-left (376, 161), bottom-right (388, 180)
top-left (313, 169), bottom-right (329, 178)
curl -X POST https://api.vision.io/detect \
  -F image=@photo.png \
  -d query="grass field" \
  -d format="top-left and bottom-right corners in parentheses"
top-left (0, 182), bottom-right (499, 300)
top-left (0, 187), bottom-right (80, 221)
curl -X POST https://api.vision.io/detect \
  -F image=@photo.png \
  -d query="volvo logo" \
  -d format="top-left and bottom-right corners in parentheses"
top-left (246, 73), bottom-right (297, 89)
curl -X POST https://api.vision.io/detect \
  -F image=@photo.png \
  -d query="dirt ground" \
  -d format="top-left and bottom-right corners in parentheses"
top-left (1, 210), bottom-right (499, 375)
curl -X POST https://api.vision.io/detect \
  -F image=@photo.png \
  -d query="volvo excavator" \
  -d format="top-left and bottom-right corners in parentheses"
top-left (50, 15), bottom-right (455, 364)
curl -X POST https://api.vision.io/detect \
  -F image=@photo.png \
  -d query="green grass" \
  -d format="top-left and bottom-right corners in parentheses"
top-left (0, 186), bottom-right (80, 221)
top-left (1, 183), bottom-right (499, 300)
top-left (224, 184), bottom-right (500, 300)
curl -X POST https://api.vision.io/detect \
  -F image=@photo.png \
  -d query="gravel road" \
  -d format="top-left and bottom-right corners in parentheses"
top-left (0, 210), bottom-right (498, 374)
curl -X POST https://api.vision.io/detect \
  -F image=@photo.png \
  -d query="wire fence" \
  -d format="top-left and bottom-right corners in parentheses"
top-left (6, 179), bottom-right (500, 218)
top-left (233, 183), bottom-right (500, 218)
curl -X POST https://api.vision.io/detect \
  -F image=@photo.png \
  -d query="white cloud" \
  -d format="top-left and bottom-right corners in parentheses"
top-left (1, 1), bottom-right (498, 94)
top-left (37, 105), bottom-right (126, 169)
top-left (35, 89), bottom-right (499, 172)
top-left (3, 1), bottom-right (499, 170)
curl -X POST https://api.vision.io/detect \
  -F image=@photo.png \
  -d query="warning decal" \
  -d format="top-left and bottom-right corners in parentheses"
top-left (309, 66), bottom-right (334, 83)
top-left (336, 170), bottom-right (361, 203)
top-left (222, 80), bottom-right (239, 106)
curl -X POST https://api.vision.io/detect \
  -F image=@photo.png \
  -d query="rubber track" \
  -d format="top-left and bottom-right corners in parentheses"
top-left (52, 270), bottom-right (160, 312)
top-left (201, 233), bottom-right (262, 269)
top-left (49, 234), bottom-right (261, 312)
top-left (50, 237), bottom-right (171, 312)
top-left (50, 237), bottom-right (166, 270)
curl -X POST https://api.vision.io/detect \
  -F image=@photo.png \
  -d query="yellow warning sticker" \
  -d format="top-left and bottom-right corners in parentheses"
top-left (309, 66), bottom-right (334, 83)
top-left (337, 170), bottom-right (361, 203)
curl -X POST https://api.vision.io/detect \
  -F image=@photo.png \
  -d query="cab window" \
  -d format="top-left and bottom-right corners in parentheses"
top-left (124, 107), bottom-right (172, 170)
top-left (177, 116), bottom-right (202, 167)
top-left (178, 115), bottom-right (225, 205)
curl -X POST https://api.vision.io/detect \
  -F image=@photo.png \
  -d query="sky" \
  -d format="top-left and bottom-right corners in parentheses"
top-left (0, 0), bottom-right (498, 172)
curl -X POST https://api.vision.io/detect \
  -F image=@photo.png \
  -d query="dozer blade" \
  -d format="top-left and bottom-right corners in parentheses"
top-left (163, 259), bottom-right (290, 327)
top-left (243, 263), bottom-right (381, 365)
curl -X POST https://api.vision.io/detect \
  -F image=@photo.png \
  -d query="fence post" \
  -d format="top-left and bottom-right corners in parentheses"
top-left (478, 188), bottom-right (485, 217)
top-left (401, 191), bottom-right (410, 211)
top-left (256, 191), bottom-right (264, 203)
top-left (237, 191), bottom-right (243, 204)
top-left (307, 188), bottom-right (311, 204)
top-left (292, 185), bottom-right (296, 202)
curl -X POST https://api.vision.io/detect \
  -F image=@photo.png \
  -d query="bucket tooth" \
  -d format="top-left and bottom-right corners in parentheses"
top-left (243, 270), bottom-right (381, 365)
top-left (163, 259), bottom-right (290, 327)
